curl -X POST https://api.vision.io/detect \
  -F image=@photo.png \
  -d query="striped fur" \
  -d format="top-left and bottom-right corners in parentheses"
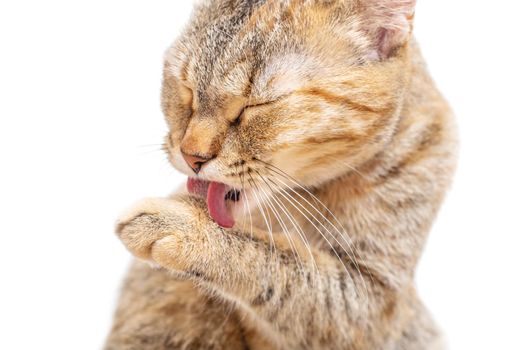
top-left (106, 1), bottom-right (457, 349)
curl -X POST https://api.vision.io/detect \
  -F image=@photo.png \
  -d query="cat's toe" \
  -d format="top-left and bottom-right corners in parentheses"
top-left (116, 198), bottom-right (178, 259)
top-left (150, 235), bottom-right (187, 271)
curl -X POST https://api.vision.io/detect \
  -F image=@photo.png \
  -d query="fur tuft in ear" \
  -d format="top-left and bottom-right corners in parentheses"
top-left (362, 0), bottom-right (416, 60)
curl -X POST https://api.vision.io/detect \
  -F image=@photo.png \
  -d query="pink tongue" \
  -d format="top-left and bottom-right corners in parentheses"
top-left (207, 182), bottom-right (235, 228)
top-left (187, 178), bottom-right (235, 228)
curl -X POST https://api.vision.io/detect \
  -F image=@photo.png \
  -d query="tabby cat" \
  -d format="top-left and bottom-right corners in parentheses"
top-left (105, 0), bottom-right (457, 349)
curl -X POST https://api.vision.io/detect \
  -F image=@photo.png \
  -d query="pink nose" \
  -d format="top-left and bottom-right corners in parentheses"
top-left (182, 152), bottom-right (211, 174)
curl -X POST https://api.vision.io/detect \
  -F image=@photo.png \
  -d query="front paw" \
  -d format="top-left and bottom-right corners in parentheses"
top-left (116, 196), bottom-right (207, 261)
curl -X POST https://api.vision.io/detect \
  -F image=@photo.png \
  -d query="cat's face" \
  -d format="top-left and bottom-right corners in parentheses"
top-left (162, 0), bottom-right (414, 217)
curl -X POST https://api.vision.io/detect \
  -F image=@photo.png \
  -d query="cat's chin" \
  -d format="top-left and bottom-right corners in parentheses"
top-left (187, 177), bottom-right (241, 229)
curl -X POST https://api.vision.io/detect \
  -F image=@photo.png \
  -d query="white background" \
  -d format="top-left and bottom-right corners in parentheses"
top-left (0, 1), bottom-right (524, 349)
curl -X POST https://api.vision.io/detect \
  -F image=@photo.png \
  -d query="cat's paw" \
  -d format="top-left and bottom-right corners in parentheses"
top-left (116, 196), bottom-right (208, 261)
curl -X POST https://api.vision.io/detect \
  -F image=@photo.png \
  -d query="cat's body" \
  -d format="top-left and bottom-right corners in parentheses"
top-left (106, 1), bottom-right (457, 349)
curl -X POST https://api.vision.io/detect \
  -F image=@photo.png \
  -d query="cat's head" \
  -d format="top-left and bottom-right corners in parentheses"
top-left (162, 0), bottom-right (416, 225)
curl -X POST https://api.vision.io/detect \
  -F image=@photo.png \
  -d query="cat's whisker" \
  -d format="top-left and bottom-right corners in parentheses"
top-left (246, 176), bottom-right (276, 261)
top-left (248, 175), bottom-right (282, 266)
top-left (262, 175), bottom-right (362, 297)
top-left (159, 157), bottom-right (177, 176)
top-left (266, 169), bottom-right (375, 296)
top-left (253, 170), bottom-right (321, 280)
top-left (250, 172), bottom-right (310, 280)
top-left (137, 145), bottom-right (168, 157)
top-left (267, 196), bottom-right (321, 283)
top-left (258, 162), bottom-right (370, 301)
top-left (136, 141), bottom-right (169, 155)
top-left (241, 164), bottom-right (254, 240)
top-left (258, 161), bottom-right (370, 267)
top-left (269, 172), bottom-right (362, 262)
top-left (137, 143), bottom-right (166, 149)
top-left (247, 173), bottom-right (304, 270)
top-left (248, 173), bottom-right (307, 274)
top-left (268, 173), bottom-right (370, 300)
top-left (254, 173), bottom-right (273, 236)
top-left (236, 163), bottom-right (248, 234)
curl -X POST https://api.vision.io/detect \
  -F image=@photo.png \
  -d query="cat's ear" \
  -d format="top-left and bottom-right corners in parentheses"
top-left (362, 0), bottom-right (416, 60)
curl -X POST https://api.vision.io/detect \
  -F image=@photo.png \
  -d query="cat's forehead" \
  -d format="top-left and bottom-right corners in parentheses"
top-left (164, 0), bottom-right (369, 102)
top-left (252, 53), bottom-right (322, 100)
top-left (165, 42), bottom-right (319, 105)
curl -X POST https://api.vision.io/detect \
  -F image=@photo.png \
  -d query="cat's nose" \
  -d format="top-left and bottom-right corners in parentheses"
top-left (181, 152), bottom-right (212, 174)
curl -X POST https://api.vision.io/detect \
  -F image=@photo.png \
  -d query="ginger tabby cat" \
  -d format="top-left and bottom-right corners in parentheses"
top-left (105, 0), bottom-right (457, 349)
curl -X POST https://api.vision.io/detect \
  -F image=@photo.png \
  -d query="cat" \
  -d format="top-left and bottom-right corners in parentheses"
top-left (105, 0), bottom-right (457, 349)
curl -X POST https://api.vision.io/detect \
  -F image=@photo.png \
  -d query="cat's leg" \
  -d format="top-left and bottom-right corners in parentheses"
top-left (104, 260), bottom-right (253, 350)
top-left (116, 196), bottom-right (391, 349)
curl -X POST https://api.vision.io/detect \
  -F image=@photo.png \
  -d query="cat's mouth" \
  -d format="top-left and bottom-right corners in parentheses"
top-left (187, 178), bottom-right (241, 229)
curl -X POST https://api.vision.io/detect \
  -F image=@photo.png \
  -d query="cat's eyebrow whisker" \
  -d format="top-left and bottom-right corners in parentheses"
top-left (253, 170), bottom-right (320, 280)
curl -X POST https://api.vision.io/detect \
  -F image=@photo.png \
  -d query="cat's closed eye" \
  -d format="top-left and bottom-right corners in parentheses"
top-left (231, 109), bottom-right (244, 126)
top-left (178, 83), bottom-right (194, 115)
top-left (233, 99), bottom-right (283, 126)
